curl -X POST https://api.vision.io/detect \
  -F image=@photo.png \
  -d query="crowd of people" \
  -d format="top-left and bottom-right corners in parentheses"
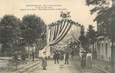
top-left (53, 50), bottom-right (70, 64)
top-left (41, 50), bottom-right (73, 70)
top-left (41, 48), bottom-right (94, 70)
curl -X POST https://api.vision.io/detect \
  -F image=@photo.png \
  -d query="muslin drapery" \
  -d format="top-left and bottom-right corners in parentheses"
top-left (47, 19), bottom-right (80, 46)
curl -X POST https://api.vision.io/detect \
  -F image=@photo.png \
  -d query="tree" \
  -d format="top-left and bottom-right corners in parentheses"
top-left (0, 15), bottom-right (20, 56)
top-left (86, 25), bottom-right (97, 58)
top-left (86, 0), bottom-right (115, 73)
top-left (21, 15), bottom-right (46, 45)
top-left (86, 0), bottom-right (113, 36)
top-left (86, 25), bottom-right (96, 46)
top-left (79, 25), bottom-right (89, 50)
top-left (21, 15), bottom-right (46, 59)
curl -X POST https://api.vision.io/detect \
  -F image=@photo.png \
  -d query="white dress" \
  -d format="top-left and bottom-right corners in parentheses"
top-left (86, 53), bottom-right (92, 68)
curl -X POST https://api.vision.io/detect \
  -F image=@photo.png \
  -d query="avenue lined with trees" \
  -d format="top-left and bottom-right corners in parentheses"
top-left (0, 1), bottom-right (114, 71)
top-left (0, 15), bottom-right (47, 59)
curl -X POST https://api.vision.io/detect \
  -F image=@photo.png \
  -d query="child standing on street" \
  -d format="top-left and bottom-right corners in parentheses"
top-left (42, 51), bottom-right (47, 70)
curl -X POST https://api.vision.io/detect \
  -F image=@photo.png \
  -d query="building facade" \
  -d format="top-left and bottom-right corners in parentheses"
top-left (95, 36), bottom-right (111, 62)
top-left (96, 23), bottom-right (111, 62)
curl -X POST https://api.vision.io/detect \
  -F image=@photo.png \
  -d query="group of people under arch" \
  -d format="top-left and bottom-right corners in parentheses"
top-left (53, 50), bottom-right (71, 64)
top-left (41, 49), bottom-right (74, 70)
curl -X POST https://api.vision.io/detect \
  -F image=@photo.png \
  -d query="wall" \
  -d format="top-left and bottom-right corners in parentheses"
top-left (95, 36), bottom-right (111, 62)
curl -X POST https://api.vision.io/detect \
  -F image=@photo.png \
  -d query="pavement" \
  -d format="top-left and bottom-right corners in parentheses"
top-left (0, 58), bottom-right (41, 73)
top-left (71, 56), bottom-right (111, 73)
top-left (0, 56), bottom-right (111, 73)
top-left (92, 59), bottom-right (111, 73)
top-left (33, 59), bottom-right (82, 73)
top-left (16, 57), bottom-right (111, 73)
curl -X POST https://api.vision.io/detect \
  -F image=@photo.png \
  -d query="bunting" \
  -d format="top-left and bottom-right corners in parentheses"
top-left (47, 19), bottom-right (81, 46)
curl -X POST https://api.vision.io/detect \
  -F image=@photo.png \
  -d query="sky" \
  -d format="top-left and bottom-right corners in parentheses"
top-left (0, 0), bottom-right (96, 30)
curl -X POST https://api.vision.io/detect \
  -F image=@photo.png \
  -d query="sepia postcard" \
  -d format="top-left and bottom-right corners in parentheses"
top-left (0, 0), bottom-right (113, 73)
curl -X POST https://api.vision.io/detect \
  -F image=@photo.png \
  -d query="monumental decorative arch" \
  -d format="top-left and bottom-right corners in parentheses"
top-left (47, 18), bottom-right (81, 46)
top-left (39, 12), bottom-right (82, 57)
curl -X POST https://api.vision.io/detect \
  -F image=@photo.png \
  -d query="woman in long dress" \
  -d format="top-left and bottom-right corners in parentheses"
top-left (86, 50), bottom-right (92, 69)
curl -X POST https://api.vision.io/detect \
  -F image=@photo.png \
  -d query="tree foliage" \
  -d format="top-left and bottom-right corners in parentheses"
top-left (86, 25), bottom-right (97, 44)
top-left (0, 15), bottom-right (20, 56)
top-left (21, 15), bottom-right (46, 46)
top-left (0, 15), bottom-right (47, 56)
top-left (79, 25), bottom-right (89, 49)
top-left (86, 0), bottom-right (115, 39)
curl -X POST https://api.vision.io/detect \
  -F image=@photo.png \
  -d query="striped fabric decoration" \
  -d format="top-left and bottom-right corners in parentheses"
top-left (47, 19), bottom-right (81, 46)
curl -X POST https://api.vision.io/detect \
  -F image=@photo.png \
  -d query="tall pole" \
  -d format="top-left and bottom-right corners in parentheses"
top-left (111, 1), bottom-right (115, 73)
